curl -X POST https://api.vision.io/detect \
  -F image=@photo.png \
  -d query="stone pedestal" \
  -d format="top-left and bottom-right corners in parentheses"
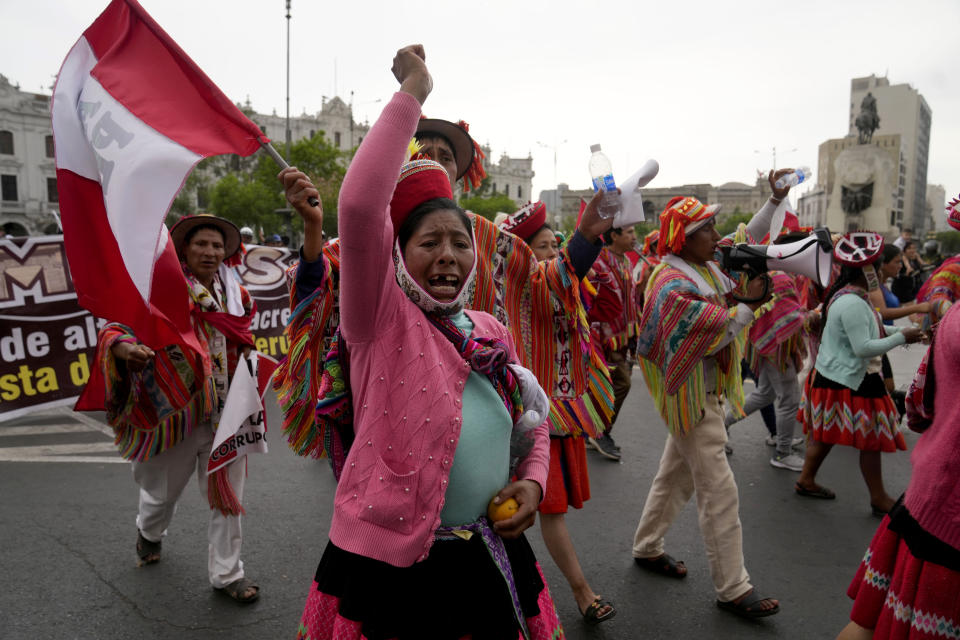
top-left (825, 144), bottom-right (896, 234)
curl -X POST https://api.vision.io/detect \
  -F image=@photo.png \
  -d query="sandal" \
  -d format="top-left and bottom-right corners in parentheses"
top-left (716, 589), bottom-right (780, 619)
top-left (580, 596), bottom-right (616, 624)
top-left (136, 530), bottom-right (161, 567)
top-left (634, 553), bottom-right (687, 578)
top-left (216, 577), bottom-right (260, 603)
top-left (794, 483), bottom-right (836, 500)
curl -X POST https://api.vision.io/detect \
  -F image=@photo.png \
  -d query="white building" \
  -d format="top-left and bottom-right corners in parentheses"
top-left (481, 145), bottom-right (534, 206)
top-left (251, 95), bottom-right (370, 154)
top-left (0, 74), bottom-right (59, 236)
top-left (797, 186), bottom-right (828, 229)
top-left (927, 184), bottom-right (948, 232)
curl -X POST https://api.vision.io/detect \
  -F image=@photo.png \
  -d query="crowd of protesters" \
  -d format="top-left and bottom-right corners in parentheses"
top-left (84, 44), bottom-right (960, 639)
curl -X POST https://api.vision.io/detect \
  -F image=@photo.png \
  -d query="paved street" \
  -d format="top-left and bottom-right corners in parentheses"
top-left (0, 342), bottom-right (926, 639)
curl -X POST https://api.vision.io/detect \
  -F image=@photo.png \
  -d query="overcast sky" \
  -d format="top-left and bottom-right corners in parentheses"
top-left (3, 0), bottom-right (958, 209)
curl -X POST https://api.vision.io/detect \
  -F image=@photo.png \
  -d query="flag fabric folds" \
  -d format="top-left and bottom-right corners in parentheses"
top-left (51, 0), bottom-right (267, 370)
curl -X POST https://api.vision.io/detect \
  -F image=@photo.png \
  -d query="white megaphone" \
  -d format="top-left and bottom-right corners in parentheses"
top-left (719, 227), bottom-right (834, 288)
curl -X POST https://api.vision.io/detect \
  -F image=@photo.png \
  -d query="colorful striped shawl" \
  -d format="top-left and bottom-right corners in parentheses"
top-left (588, 247), bottom-right (638, 352)
top-left (636, 262), bottom-right (745, 434)
top-left (917, 257), bottom-right (960, 321)
top-left (96, 276), bottom-right (253, 469)
top-left (746, 271), bottom-right (808, 372)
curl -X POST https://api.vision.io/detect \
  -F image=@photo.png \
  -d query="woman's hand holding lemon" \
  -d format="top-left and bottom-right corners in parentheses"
top-left (489, 479), bottom-right (542, 539)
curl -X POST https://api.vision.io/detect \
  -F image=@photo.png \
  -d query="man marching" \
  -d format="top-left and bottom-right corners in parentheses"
top-left (87, 214), bottom-right (260, 603)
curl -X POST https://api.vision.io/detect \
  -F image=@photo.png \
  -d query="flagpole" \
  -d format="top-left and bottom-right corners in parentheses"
top-left (261, 141), bottom-right (319, 207)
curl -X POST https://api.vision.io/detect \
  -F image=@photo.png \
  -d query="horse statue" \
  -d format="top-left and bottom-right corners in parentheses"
top-left (855, 92), bottom-right (880, 144)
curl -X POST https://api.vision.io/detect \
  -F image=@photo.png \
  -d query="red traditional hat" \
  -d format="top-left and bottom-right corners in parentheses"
top-left (389, 159), bottom-right (454, 234)
top-left (657, 196), bottom-right (716, 257)
top-left (498, 201), bottom-right (547, 242)
top-left (947, 194), bottom-right (960, 231)
top-left (641, 229), bottom-right (660, 254)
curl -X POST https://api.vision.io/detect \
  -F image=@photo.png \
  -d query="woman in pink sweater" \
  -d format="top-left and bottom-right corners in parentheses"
top-left (290, 46), bottom-right (559, 640)
top-left (838, 303), bottom-right (960, 639)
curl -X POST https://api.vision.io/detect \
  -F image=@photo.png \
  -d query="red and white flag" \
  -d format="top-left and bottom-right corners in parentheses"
top-left (206, 352), bottom-right (279, 475)
top-left (51, 0), bottom-right (267, 364)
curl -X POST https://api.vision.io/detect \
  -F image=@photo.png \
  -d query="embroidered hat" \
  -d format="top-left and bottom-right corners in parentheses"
top-left (834, 231), bottom-right (884, 267)
top-left (657, 196), bottom-right (718, 256)
top-left (169, 213), bottom-right (241, 259)
top-left (498, 201), bottom-right (547, 242)
top-left (641, 229), bottom-right (660, 254)
top-left (416, 117), bottom-right (487, 192)
top-left (947, 194), bottom-right (960, 231)
top-left (389, 159), bottom-right (455, 234)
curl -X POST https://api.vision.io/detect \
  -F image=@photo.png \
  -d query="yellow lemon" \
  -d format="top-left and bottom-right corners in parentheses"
top-left (487, 496), bottom-right (520, 522)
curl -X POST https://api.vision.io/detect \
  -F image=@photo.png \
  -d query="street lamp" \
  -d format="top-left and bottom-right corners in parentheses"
top-left (754, 145), bottom-right (796, 171)
top-left (285, 0), bottom-right (292, 162)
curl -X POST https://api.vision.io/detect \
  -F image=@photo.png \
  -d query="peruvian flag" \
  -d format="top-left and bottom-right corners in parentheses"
top-left (51, 0), bottom-right (267, 370)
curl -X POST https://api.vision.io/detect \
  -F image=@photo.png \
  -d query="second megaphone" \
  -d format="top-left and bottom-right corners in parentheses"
top-left (718, 228), bottom-right (834, 288)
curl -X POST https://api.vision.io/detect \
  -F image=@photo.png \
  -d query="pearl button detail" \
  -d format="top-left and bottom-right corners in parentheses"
top-left (425, 418), bottom-right (430, 423)
top-left (367, 505), bottom-right (373, 509)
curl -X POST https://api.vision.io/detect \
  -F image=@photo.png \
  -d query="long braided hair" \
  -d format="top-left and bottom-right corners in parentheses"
top-left (818, 264), bottom-right (867, 340)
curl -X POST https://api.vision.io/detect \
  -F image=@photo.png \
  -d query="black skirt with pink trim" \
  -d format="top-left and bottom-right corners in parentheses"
top-left (847, 498), bottom-right (960, 637)
top-left (799, 371), bottom-right (906, 452)
top-left (296, 534), bottom-right (563, 640)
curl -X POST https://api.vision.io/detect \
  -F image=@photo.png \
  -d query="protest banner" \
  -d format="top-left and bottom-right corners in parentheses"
top-left (0, 235), bottom-right (297, 421)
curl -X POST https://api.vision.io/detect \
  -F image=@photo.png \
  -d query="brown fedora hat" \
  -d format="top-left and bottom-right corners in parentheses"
top-left (416, 118), bottom-right (475, 180)
top-left (169, 213), bottom-right (241, 259)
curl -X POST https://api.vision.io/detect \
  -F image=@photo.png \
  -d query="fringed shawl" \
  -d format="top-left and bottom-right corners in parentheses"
top-left (917, 257), bottom-right (960, 321)
top-left (636, 262), bottom-right (745, 434)
top-left (472, 216), bottom-right (611, 435)
top-left (746, 271), bottom-right (808, 373)
top-left (588, 247), bottom-right (638, 352)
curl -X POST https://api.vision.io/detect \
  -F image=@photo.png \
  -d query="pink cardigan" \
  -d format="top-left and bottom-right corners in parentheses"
top-left (904, 305), bottom-right (960, 551)
top-left (329, 91), bottom-right (549, 567)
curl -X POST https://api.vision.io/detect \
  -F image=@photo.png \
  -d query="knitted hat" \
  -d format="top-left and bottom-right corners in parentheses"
top-left (169, 213), bottom-right (241, 259)
top-left (641, 229), bottom-right (660, 254)
top-left (657, 196), bottom-right (718, 257)
top-left (389, 159), bottom-right (455, 234)
top-left (948, 195), bottom-right (960, 231)
top-left (416, 117), bottom-right (487, 193)
top-left (498, 201), bottom-right (547, 242)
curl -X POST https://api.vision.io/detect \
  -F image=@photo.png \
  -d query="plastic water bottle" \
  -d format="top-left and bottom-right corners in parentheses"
top-left (588, 144), bottom-right (622, 219)
top-left (774, 166), bottom-right (813, 190)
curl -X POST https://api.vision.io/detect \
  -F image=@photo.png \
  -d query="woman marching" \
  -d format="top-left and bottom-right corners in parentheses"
top-left (289, 45), bottom-right (563, 640)
top-left (796, 232), bottom-right (924, 515)
top-left (498, 201), bottom-right (618, 624)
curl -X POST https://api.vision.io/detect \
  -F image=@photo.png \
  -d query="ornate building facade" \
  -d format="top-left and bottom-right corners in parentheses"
top-left (0, 75), bottom-right (60, 236)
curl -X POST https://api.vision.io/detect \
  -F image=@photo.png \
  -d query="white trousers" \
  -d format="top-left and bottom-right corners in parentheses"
top-left (632, 393), bottom-right (752, 602)
top-left (132, 422), bottom-right (245, 588)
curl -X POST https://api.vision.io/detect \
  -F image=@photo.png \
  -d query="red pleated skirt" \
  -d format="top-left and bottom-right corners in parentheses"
top-left (848, 516), bottom-right (960, 638)
top-left (799, 371), bottom-right (906, 452)
top-left (539, 436), bottom-right (590, 515)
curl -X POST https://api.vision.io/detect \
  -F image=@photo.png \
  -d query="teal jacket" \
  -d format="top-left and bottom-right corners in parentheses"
top-left (814, 292), bottom-right (905, 390)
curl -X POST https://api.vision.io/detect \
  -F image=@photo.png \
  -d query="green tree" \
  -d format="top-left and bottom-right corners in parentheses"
top-left (198, 132), bottom-right (346, 241)
top-left (715, 212), bottom-right (752, 236)
top-left (936, 231), bottom-right (960, 256)
top-left (208, 173), bottom-right (281, 233)
top-left (460, 192), bottom-right (518, 222)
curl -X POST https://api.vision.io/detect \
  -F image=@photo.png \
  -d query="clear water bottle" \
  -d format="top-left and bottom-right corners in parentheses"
top-left (588, 144), bottom-right (622, 219)
top-left (774, 166), bottom-right (812, 189)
